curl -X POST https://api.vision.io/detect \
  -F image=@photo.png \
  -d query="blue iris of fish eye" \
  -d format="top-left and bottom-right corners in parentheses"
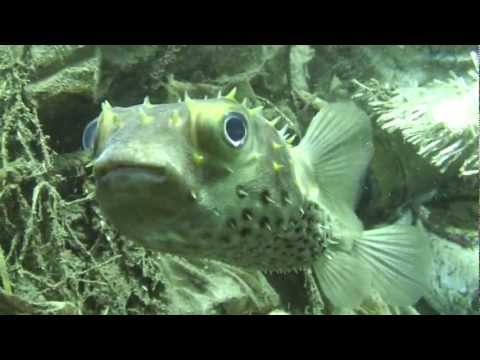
top-left (224, 112), bottom-right (248, 148)
top-left (82, 118), bottom-right (98, 151)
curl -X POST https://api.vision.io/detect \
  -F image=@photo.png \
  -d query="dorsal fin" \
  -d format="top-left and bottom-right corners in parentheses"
top-left (298, 102), bottom-right (374, 212)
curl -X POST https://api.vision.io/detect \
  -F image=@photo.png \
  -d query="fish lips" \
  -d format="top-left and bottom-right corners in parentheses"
top-left (96, 164), bottom-right (169, 188)
top-left (94, 162), bottom-right (191, 230)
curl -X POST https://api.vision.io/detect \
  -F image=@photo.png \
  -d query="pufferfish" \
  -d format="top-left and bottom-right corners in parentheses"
top-left (82, 89), bottom-right (431, 309)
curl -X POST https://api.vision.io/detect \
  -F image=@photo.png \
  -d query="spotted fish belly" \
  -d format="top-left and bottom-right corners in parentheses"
top-left (196, 191), bottom-right (332, 272)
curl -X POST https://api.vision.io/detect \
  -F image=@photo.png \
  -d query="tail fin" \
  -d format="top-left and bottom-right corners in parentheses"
top-left (313, 224), bottom-right (431, 309)
top-left (353, 224), bottom-right (431, 306)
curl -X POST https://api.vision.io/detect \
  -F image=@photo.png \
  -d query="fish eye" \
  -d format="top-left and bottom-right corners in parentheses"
top-left (82, 118), bottom-right (98, 151)
top-left (224, 112), bottom-right (248, 148)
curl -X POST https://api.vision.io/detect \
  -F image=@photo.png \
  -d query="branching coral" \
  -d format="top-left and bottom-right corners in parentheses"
top-left (353, 51), bottom-right (479, 178)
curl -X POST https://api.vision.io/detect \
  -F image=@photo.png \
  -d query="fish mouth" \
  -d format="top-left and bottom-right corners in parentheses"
top-left (94, 162), bottom-right (168, 183)
top-left (93, 159), bottom-right (197, 246)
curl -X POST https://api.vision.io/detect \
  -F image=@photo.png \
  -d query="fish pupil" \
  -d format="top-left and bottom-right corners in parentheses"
top-left (224, 112), bottom-right (247, 148)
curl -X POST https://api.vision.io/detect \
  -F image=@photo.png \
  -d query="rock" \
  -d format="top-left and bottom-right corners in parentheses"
top-left (289, 45), bottom-right (315, 93)
top-left (28, 45), bottom-right (94, 81)
top-left (156, 256), bottom-right (280, 315)
top-left (25, 56), bottom-right (100, 103)
top-left (0, 289), bottom-right (80, 315)
top-left (424, 231), bottom-right (479, 315)
top-left (23, 45), bottom-right (100, 153)
top-left (309, 45), bottom-right (476, 96)
top-left (332, 291), bottom-right (420, 315)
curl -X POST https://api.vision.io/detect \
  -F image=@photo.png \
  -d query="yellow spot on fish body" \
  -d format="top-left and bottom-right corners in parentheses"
top-left (143, 96), bottom-right (153, 108)
top-left (100, 101), bottom-right (123, 129)
top-left (272, 141), bottom-right (283, 150)
top-left (102, 100), bottom-right (113, 113)
top-left (268, 117), bottom-right (281, 128)
top-left (272, 161), bottom-right (284, 173)
top-left (286, 135), bottom-right (297, 144)
top-left (193, 153), bottom-right (205, 166)
top-left (248, 106), bottom-right (263, 117)
top-left (186, 99), bottom-right (239, 150)
top-left (186, 99), bottom-right (237, 123)
top-left (224, 87), bottom-right (237, 101)
top-left (139, 108), bottom-right (154, 125)
top-left (169, 110), bottom-right (182, 128)
top-left (101, 101), bottom-right (115, 124)
top-left (184, 91), bottom-right (194, 104)
top-left (249, 151), bottom-right (263, 161)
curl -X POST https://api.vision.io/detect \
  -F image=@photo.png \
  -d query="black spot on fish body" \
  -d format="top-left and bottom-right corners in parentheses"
top-left (200, 232), bottom-right (212, 239)
top-left (275, 217), bottom-right (284, 227)
top-left (281, 190), bottom-right (291, 205)
top-left (259, 217), bottom-right (272, 232)
top-left (236, 185), bottom-right (248, 199)
top-left (309, 245), bottom-right (319, 254)
top-left (220, 236), bottom-right (231, 244)
top-left (299, 207), bottom-right (306, 218)
top-left (307, 215), bottom-right (317, 224)
top-left (187, 191), bottom-right (197, 202)
top-left (294, 226), bottom-right (303, 234)
top-left (299, 237), bottom-right (308, 244)
top-left (261, 190), bottom-right (275, 205)
top-left (297, 246), bottom-right (307, 253)
top-left (242, 208), bottom-right (253, 222)
top-left (227, 219), bottom-right (237, 229)
top-left (240, 227), bottom-right (252, 237)
top-left (288, 219), bottom-right (298, 231)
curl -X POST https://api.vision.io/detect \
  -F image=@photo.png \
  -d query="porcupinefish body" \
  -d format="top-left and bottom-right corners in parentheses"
top-left (83, 90), bottom-right (431, 308)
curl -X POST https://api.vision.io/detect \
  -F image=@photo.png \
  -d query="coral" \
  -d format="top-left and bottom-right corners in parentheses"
top-left (352, 51), bottom-right (479, 178)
